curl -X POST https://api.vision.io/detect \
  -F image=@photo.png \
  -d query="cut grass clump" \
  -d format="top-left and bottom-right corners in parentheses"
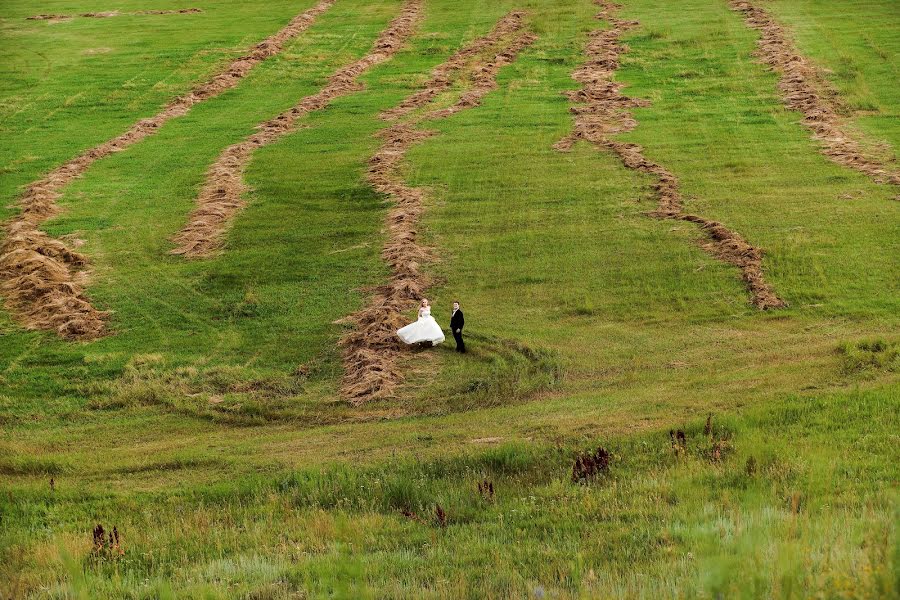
top-left (0, 456), bottom-right (70, 477)
top-left (84, 354), bottom-right (307, 423)
top-left (838, 339), bottom-right (899, 374)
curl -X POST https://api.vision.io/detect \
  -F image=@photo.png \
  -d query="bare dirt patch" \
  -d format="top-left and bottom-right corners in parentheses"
top-left (171, 0), bottom-right (424, 258)
top-left (339, 13), bottom-right (536, 403)
top-left (730, 1), bottom-right (899, 189)
top-left (0, 0), bottom-right (336, 339)
top-left (555, 0), bottom-right (785, 310)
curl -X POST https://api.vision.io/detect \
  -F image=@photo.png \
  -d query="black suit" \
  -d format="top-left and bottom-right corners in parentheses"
top-left (450, 308), bottom-right (465, 352)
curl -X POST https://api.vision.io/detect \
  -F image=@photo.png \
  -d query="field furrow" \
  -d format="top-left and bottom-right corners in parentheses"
top-left (171, 0), bottom-right (423, 258)
top-left (339, 11), bottom-right (536, 403)
top-left (730, 0), bottom-right (899, 189)
top-left (556, 0), bottom-right (785, 310)
top-left (0, 0), bottom-right (335, 339)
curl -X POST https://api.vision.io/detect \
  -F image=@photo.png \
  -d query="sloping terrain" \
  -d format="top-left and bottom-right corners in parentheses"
top-left (0, 0), bottom-right (335, 339)
top-left (340, 11), bottom-right (536, 402)
top-left (730, 0), bottom-right (898, 188)
top-left (172, 0), bottom-right (423, 258)
top-left (556, 0), bottom-right (784, 309)
top-left (0, 0), bottom-right (896, 597)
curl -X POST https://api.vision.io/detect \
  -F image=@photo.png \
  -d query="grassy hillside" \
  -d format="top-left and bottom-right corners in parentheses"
top-left (0, 0), bottom-right (897, 597)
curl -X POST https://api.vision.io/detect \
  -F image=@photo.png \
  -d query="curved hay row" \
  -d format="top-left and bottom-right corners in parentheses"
top-left (555, 0), bottom-right (785, 310)
top-left (0, 0), bottom-right (336, 339)
top-left (172, 0), bottom-right (424, 259)
top-left (27, 9), bottom-right (202, 20)
top-left (730, 0), bottom-right (899, 188)
top-left (340, 13), bottom-right (537, 404)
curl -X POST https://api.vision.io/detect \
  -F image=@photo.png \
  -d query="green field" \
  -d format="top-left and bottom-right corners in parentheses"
top-left (1, 0), bottom-right (897, 597)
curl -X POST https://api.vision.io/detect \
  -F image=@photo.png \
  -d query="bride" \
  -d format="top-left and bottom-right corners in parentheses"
top-left (397, 299), bottom-right (445, 346)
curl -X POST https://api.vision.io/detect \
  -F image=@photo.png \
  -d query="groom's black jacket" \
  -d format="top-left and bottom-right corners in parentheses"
top-left (450, 309), bottom-right (464, 331)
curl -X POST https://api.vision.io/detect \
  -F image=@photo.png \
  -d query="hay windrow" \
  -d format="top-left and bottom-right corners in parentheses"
top-left (380, 11), bottom-right (530, 121)
top-left (0, 0), bottom-right (337, 339)
top-left (172, 0), bottom-right (424, 258)
top-left (27, 9), bottom-right (202, 20)
top-left (340, 13), bottom-right (536, 404)
top-left (555, 0), bottom-right (785, 310)
top-left (729, 0), bottom-right (899, 189)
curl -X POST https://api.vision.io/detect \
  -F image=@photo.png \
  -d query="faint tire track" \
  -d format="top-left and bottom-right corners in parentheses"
top-left (0, 0), bottom-right (336, 339)
top-left (729, 0), bottom-right (899, 189)
top-left (555, 0), bottom-right (785, 310)
top-left (171, 0), bottom-right (424, 258)
top-left (340, 11), bottom-right (536, 403)
top-left (27, 9), bottom-right (202, 21)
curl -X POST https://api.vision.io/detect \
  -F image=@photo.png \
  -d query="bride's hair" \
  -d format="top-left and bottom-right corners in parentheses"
top-left (421, 298), bottom-right (428, 306)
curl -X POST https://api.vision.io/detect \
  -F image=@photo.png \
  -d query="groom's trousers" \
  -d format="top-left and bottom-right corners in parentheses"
top-left (453, 330), bottom-right (465, 353)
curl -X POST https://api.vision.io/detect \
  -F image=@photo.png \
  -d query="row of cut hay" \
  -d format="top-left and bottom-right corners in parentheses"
top-left (339, 13), bottom-right (537, 403)
top-left (171, 0), bottom-right (425, 258)
top-left (730, 0), bottom-right (899, 188)
top-left (380, 11), bottom-right (531, 121)
top-left (555, 0), bottom-right (785, 310)
top-left (0, 0), bottom-right (337, 339)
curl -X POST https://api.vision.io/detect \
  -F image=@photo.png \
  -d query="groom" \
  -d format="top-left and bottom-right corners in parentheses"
top-left (450, 301), bottom-right (465, 353)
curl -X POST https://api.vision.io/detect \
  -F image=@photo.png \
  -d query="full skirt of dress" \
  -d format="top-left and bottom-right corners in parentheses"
top-left (397, 316), bottom-right (445, 345)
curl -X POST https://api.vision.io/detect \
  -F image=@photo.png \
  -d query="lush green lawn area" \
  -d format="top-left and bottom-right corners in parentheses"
top-left (0, 0), bottom-right (897, 597)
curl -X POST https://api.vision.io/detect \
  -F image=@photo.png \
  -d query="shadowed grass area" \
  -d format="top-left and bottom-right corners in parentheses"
top-left (0, 0), bottom-right (897, 596)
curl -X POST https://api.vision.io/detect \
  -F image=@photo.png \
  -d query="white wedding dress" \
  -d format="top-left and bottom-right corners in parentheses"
top-left (397, 307), bottom-right (445, 346)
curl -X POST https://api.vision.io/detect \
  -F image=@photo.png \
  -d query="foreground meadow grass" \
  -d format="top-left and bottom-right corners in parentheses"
top-left (0, 0), bottom-right (897, 596)
top-left (4, 387), bottom-right (897, 597)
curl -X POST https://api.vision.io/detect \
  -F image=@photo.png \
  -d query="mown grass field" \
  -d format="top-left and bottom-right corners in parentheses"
top-left (1, 0), bottom-right (897, 597)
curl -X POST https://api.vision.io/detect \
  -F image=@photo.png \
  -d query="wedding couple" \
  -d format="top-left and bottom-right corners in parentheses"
top-left (397, 299), bottom-right (465, 353)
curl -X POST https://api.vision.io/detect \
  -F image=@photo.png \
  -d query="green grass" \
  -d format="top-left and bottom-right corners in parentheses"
top-left (0, 0), bottom-right (897, 597)
top-left (767, 0), bottom-right (900, 156)
top-left (3, 389), bottom-right (896, 597)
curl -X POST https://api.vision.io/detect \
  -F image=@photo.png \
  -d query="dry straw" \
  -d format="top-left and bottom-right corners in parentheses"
top-left (555, 0), bottom-right (785, 310)
top-left (0, 0), bottom-right (337, 338)
top-left (339, 11), bottom-right (537, 403)
top-left (172, 0), bottom-right (425, 258)
top-left (730, 0), bottom-right (899, 188)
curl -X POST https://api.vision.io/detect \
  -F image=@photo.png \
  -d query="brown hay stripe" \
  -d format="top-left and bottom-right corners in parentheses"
top-left (555, 0), bottom-right (785, 310)
top-left (380, 11), bottom-right (531, 121)
top-left (339, 12), bottom-right (537, 404)
top-left (0, 0), bottom-right (336, 339)
top-left (730, 1), bottom-right (899, 188)
top-left (27, 9), bottom-right (202, 20)
top-left (172, 0), bottom-right (424, 259)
